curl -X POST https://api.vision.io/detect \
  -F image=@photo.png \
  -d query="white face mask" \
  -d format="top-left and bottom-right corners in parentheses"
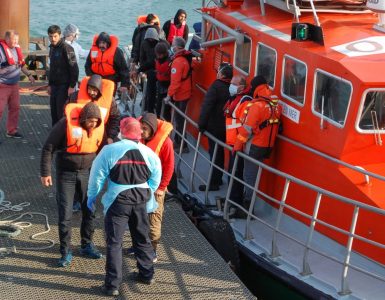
top-left (229, 84), bottom-right (238, 96)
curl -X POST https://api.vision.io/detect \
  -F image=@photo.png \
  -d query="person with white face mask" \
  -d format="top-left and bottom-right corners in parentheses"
top-left (63, 24), bottom-right (89, 64)
top-left (198, 62), bottom-right (233, 191)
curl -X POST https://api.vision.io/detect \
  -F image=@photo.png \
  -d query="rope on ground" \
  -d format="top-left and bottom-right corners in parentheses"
top-left (0, 189), bottom-right (55, 256)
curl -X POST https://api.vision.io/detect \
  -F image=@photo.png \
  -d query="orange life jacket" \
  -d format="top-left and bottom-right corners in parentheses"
top-left (90, 35), bottom-right (118, 76)
top-left (225, 94), bottom-right (252, 146)
top-left (237, 84), bottom-right (282, 148)
top-left (137, 15), bottom-right (160, 26)
top-left (167, 19), bottom-right (186, 43)
top-left (144, 119), bottom-right (173, 155)
top-left (0, 40), bottom-right (25, 67)
top-left (65, 103), bottom-right (104, 154)
top-left (77, 76), bottom-right (114, 123)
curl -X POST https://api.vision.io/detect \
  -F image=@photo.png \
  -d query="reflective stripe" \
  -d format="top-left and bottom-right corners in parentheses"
top-left (226, 123), bottom-right (242, 129)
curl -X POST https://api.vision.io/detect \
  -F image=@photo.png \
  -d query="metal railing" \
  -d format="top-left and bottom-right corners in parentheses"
top-left (162, 99), bottom-right (385, 297)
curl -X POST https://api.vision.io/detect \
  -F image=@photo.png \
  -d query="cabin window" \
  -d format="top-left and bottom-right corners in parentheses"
top-left (282, 56), bottom-right (307, 105)
top-left (358, 91), bottom-right (385, 131)
top-left (256, 43), bottom-right (276, 88)
top-left (313, 70), bottom-right (352, 127)
top-left (234, 35), bottom-right (251, 74)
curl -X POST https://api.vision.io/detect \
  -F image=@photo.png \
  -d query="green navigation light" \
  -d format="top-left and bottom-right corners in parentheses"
top-left (296, 24), bottom-right (309, 41)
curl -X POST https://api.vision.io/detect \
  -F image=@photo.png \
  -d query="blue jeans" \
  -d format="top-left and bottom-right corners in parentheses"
top-left (104, 201), bottom-right (154, 290)
top-left (243, 145), bottom-right (272, 202)
top-left (56, 169), bottom-right (95, 255)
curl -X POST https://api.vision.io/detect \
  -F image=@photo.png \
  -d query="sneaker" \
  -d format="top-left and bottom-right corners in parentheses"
top-left (80, 243), bottom-right (103, 259)
top-left (133, 272), bottom-right (155, 285)
top-left (72, 201), bottom-right (81, 212)
top-left (153, 250), bottom-right (158, 263)
top-left (57, 251), bottom-right (73, 267)
top-left (101, 285), bottom-right (119, 297)
top-left (198, 184), bottom-right (220, 192)
top-left (6, 132), bottom-right (23, 139)
top-left (126, 246), bottom-right (135, 255)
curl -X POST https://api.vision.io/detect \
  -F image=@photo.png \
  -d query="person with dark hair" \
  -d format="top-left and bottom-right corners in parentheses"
top-left (163, 9), bottom-right (189, 43)
top-left (154, 42), bottom-right (171, 119)
top-left (233, 75), bottom-right (282, 209)
top-left (40, 102), bottom-right (104, 267)
top-left (85, 32), bottom-right (129, 95)
top-left (47, 25), bottom-right (79, 126)
top-left (0, 30), bottom-right (35, 140)
top-left (87, 117), bottom-right (161, 296)
top-left (164, 37), bottom-right (192, 153)
top-left (198, 63), bottom-right (233, 191)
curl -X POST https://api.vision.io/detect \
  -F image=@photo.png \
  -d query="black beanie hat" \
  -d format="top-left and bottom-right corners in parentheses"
top-left (141, 112), bottom-right (158, 137)
top-left (79, 102), bottom-right (102, 129)
top-left (96, 32), bottom-right (111, 48)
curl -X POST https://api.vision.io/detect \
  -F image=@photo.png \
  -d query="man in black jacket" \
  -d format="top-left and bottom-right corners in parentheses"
top-left (47, 25), bottom-right (79, 126)
top-left (40, 102), bottom-right (104, 267)
top-left (198, 63), bottom-right (233, 191)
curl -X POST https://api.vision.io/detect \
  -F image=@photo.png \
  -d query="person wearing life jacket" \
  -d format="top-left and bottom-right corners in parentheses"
top-left (139, 112), bottom-right (174, 261)
top-left (40, 102), bottom-right (104, 267)
top-left (154, 42), bottom-right (171, 119)
top-left (163, 9), bottom-right (189, 44)
top-left (69, 74), bottom-right (120, 145)
top-left (87, 117), bottom-right (161, 295)
top-left (233, 75), bottom-right (282, 208)
top-left (85, 32), bottom-right (129, 95)
top-left (164, 37), bottom-right (192, 152)
top-left (0, 30), bottom-right (35, 140)
top-left (223, 75), bottom-right (250, 209)
top-left (198, 63), bottom-right (233, 192)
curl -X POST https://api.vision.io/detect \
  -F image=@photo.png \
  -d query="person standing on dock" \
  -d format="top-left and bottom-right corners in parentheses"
top-left (63, 24), bottom-right (89, 65)
top-left (87, 117), bottom-right (161, 296)
top-left (85, 32), bottom-right (129, 96)
top-left (47, 25), bottom-right (79, 126)
top-left (0, 30), bottom-right (35, 140)
top-left (40, 102), bottom-right (104, 267)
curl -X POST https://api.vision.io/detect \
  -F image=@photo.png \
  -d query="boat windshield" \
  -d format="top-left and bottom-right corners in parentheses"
top-left (359, 91), bottom-right (385, 131)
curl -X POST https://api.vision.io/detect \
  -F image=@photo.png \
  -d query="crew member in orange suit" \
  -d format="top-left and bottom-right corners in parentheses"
top-left (233, 76), bottom-right (282, 208)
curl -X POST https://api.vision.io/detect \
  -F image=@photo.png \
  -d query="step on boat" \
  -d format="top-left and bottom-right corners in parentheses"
top-left (167, 0), bottom-right (385, 299)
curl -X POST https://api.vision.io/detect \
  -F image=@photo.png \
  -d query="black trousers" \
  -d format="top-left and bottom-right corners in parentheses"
top-left (56, 168), bottom-right (95, 255)
top-left (144, 70), bottom-right (157, 113)
top-left (208, 133), bottom-right (225, 187)
top-left (173, 99), bottom-right (189, 146)
top-left (228, 152), bottom-right (244, 205)
top-left (50, 84), bottom-right (69, 126)
top-left (104, 201), bottom-right (154, 290)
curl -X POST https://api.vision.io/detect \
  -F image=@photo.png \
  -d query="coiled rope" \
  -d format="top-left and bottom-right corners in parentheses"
top-left (0, 189), bottom-right (55, 256)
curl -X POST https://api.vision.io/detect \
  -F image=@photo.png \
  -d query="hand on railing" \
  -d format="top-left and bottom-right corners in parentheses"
top-left (232, 139), bottom-right (243, 155)
top-left (163, 95), bottom-right (171, 104)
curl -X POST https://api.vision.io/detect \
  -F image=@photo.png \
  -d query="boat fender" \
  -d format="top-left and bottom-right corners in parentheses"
top-left (198, 218), bottom-right (241, 275)
top-left (0, 224), bottom-right (21, 238)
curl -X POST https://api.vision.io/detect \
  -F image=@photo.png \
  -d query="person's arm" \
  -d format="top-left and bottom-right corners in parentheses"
top-left (40, 119), bottom-right (66, 184)
top-left (66, 44), bottom-right (79, 89)
top-left (157, 138), bottom-right (174, 191)
top-left (198, 82), bottom-right (217, 131)
top-left (167, 58), bottom-right (184, 98)
top-left (163, 21), bottom-right (171, 41)
top-left (20, 65), bottom-right (35, 84)
top-left (147, 151), bottom-right (162, 193)
top-left (84, 52), bottom-right (93, 76)
top-left (106, 99), bottom-right (121, 141)
top-left (183, 24), bottom-right (189, 43)
top-left (87, 146), bottom-right (110, 199)
top-left (114, 48), bottom-right (130, 88)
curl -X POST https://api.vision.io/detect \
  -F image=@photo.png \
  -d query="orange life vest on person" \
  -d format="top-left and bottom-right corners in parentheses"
top-left (167, 19), bottom-right (186, 43)
top-left (65, 103), bottom-right (104, 154)
top-left (137, 15), bottom-right (160, 26)
top-left (237, 84), bottom-right (282, 148)
top-left (77, 76), bottom-right (114, 123)
top-left (144, 119), bottom-right (173, 155)
top-left (0, 40), bottom-right (25, 66)
top-left (155, 58), bottom-right (171, 82)
top-left (90, 35), bottom-right (118, 76)
top-left (224, 94), bottom-right (252, 146)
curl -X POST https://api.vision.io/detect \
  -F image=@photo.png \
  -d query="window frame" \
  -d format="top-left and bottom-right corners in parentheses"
top-left (311, 69), bottom-right (353, 129)
top-left (255, 42), bottom-right (277, 89)
top-left (233, 34), bottom-right (252, 76)
top-left (281, 55), bottom-right (307, 107)
top-left (356, 88), bottom-right (385, 134)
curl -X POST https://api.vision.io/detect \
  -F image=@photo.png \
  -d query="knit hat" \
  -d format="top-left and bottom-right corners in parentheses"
top-left (250, 75), bottom-right (267, 93)
top-left (140, 112), bottom-right (158, 137)
top-left (120, 117), bottom-right (142, 140)
top-left (79, 102), bottom-right (102, 129)
top-left (96, 32), bottom-right (111, 47)
top-left (63, 24), bottom-right (80, 38)
top-left (87, 74), bottom-right (102, 92)
top-left (144, 28), bottom-right (159, 41)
